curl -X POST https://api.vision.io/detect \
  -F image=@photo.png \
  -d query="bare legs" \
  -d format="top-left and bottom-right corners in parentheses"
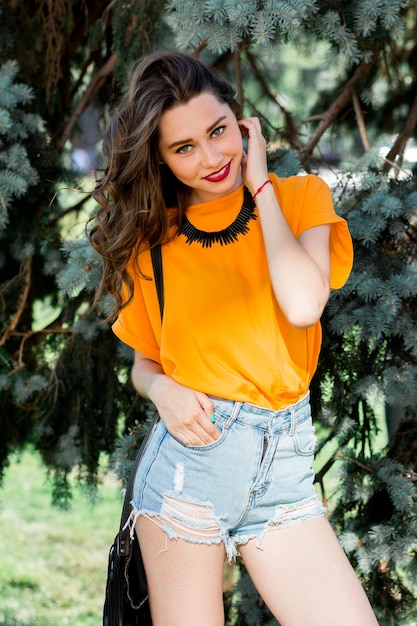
top-left (136, 517), bottom-right (226, 626)
top-left (239, 516), bottom-right (379, 626)
top-left (137, 515), bottom-right (379, 626)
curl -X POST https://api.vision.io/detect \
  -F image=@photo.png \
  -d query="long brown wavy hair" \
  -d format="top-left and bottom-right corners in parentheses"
top-left (89, 50), bottom-right (241, 319)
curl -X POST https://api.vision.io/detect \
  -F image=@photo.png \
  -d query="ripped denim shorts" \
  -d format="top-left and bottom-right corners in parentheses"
top-left (130, 392), bottom-right (326, 562)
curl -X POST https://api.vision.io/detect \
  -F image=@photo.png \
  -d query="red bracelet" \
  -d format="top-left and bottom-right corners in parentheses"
top-left (252, 179), bottom-right (272, 202)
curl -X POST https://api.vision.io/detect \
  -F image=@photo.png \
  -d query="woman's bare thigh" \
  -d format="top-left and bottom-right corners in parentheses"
top-left (239, 516), bottom-right (379, 626)
top-left (136, 516), bottom-right (226, 626)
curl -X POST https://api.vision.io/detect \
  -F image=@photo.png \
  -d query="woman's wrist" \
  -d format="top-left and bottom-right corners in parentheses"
top-left (251, 178), bottom-right (272, 202)
top-left (148, 372), bottom-right (169, 403)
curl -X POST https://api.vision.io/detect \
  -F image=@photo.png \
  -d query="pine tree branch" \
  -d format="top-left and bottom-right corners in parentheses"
top-left (314, 455), bottom-right (336, 484)
top-left (57, 52), bottom-right (118, 151)
top-left (192, 41), bottom-right (208, 58)
top-left (383, 87), bottom-right (417, 174)
top-left (35, 0), bottom-right (69, 103)
top-left (10, 292), bottom-right (91, 367)
top-left (352, 88), bottom-right (370, 151)
top-left (336, 451), bottom-right (375, 473)
top-left (48, 192), bottom-right (92, 227)
top-left (18, 327), bottom-right (73, 368)
top-left (245, 50), bottom-right (302, 149)
top-left (300, 52), bottom-right (380, 163)
top-left (0, 258), bottom-right (32, 349)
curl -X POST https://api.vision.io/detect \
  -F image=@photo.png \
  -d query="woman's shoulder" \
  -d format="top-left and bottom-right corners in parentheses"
top-left (270, 172), bottom-right (332, 214)
top-left (270, 171), bottom-right (329, 193)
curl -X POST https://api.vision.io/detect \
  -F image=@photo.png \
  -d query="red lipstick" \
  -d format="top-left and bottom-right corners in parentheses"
top-left (203, 161), bottom-right (231, 182)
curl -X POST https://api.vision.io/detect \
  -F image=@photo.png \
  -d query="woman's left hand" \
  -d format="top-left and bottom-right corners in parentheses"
top-left (238, 117), bottom-right (269, 196)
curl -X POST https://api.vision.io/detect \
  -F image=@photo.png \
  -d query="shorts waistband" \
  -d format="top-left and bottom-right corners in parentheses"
top-left (209, 392), bottom-right (310, 418)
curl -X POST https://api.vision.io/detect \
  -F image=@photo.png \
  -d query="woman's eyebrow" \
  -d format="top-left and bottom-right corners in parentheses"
top-left (167, 115), bottom-right (227, 149)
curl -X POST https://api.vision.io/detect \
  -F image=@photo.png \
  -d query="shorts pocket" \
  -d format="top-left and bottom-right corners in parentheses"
top-left (292, 417), bottom-right (317, 456)
top-left (169, 405), bottom-right (237, 451)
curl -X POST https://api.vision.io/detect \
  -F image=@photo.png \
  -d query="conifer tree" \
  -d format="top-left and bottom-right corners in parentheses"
top-left (1, 0), bottom-right (417, 622)
top-left (0, 0), bottom-right (166, 500)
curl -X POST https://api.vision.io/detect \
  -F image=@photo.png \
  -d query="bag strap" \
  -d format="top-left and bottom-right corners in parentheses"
top-left (117, 415), bottom-right (158, 556)
top-left (150, 244), bottom-right (164, 319)
top-left (117, 244), bottom-right (164, 554)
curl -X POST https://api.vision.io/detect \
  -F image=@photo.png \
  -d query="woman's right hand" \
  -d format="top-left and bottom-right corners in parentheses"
top-left (132, 351), bottom-right (219, 446)
top-left (238, 116), bottom-right (269, 197)
top-left (149, 375), bottom-right (220, 446)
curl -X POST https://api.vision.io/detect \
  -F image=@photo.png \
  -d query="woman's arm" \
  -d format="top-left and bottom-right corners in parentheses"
top-left (238, 117), bottom-right (331, 328)
top-left (254, 181), bottom-right (330, 328)
top-left (132, 350), bottom-right (219, 446)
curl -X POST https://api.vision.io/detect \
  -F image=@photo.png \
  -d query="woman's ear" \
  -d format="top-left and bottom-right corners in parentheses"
top-left (239, 124), bottom-right (248, 138)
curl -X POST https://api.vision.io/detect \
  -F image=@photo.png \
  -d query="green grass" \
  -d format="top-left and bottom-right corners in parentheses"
top-left (0, 448), bottom-right (121, 626)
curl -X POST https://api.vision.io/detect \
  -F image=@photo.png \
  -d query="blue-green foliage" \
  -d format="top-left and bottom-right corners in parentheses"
top-left (313, 151), bottom-right (417, 621)
top-left (354, 0), bottom-right (407, 35)
top-left (232, 568), bottom-right (279, 625)
top-left (331, 447), bottom-right (417, 622)
top-left (165, 0), bottom-right (407, 62)
top-left (0, 60), bottom-right (43, 233)
top-left (319, 10), bottom-right (362, 63)
top-left (58, 238), bottom-right (103, 297)
top-left (0, 369), bottom-right (49, 403)
top-left (58, 236), bottom-right (117, 326)
top-left (269, 147), bottom-right (303, 177)
top-left (327, 152), bottom-right (417, 413)
top-left (165, 0), bottom-right (319, 52)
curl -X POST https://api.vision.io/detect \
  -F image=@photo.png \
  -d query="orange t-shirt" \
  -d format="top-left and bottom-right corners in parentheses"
top-left (112, 173), bottom-right (353, 410)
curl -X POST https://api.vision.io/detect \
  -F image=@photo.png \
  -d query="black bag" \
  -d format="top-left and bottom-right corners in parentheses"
top-left (103, 417), bottom-right (157, 626)
top-left (103, 245), bottom-right (164, 626)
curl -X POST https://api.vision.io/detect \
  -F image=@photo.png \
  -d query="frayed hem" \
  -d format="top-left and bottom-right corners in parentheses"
top-left (228, 496), bottom-right (327, 560)
top-left (125, 499), bottom-right (229, 551)
top-left (122, 501), bottom-right (158, 541)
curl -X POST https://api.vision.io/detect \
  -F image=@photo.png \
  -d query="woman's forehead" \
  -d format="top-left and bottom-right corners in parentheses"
top-left (158, 93), bottom-right (232, 144)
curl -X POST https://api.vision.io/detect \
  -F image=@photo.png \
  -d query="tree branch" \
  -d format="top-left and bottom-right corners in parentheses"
top-left (48, 191), bottom-right (92, 227)
top-left (57, 52), bottom-right (118, 151)
top-left (300, 52), bottom-right (380, 163)
top-left (352, 88), bottom-right (370, 151)
top-left (314, 455), bottom-right (337, 484)
top-left (383, 86), bottom-right (417, 174)
top-left (336, 451), bottom-right (375, 473)
top-left (245, 49), bottom-right (302, 149)
top-left (0, 258), bottom-right (32, 349)
top-left (18, 327), bottom-right (73, 368)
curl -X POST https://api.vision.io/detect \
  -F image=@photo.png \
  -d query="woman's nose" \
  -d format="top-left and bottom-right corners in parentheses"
top-left (200, 143), bottom-right (222, 167)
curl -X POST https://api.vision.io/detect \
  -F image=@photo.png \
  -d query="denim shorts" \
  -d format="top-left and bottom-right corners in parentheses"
top-left (129, 393), bottom-right (326, 562)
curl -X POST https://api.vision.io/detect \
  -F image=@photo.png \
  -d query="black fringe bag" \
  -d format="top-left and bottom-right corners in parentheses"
top-left (103, 245), bottom-right (164, 626)
top-left (103, 416), bottom-right (158, 626)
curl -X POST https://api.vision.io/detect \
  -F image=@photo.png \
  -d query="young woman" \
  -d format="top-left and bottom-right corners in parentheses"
top-left (91, 50), bottom-right (378, 626)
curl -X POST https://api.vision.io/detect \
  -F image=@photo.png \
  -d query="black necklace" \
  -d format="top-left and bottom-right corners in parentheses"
top-left (178, 187), bottom-right (257, 248)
